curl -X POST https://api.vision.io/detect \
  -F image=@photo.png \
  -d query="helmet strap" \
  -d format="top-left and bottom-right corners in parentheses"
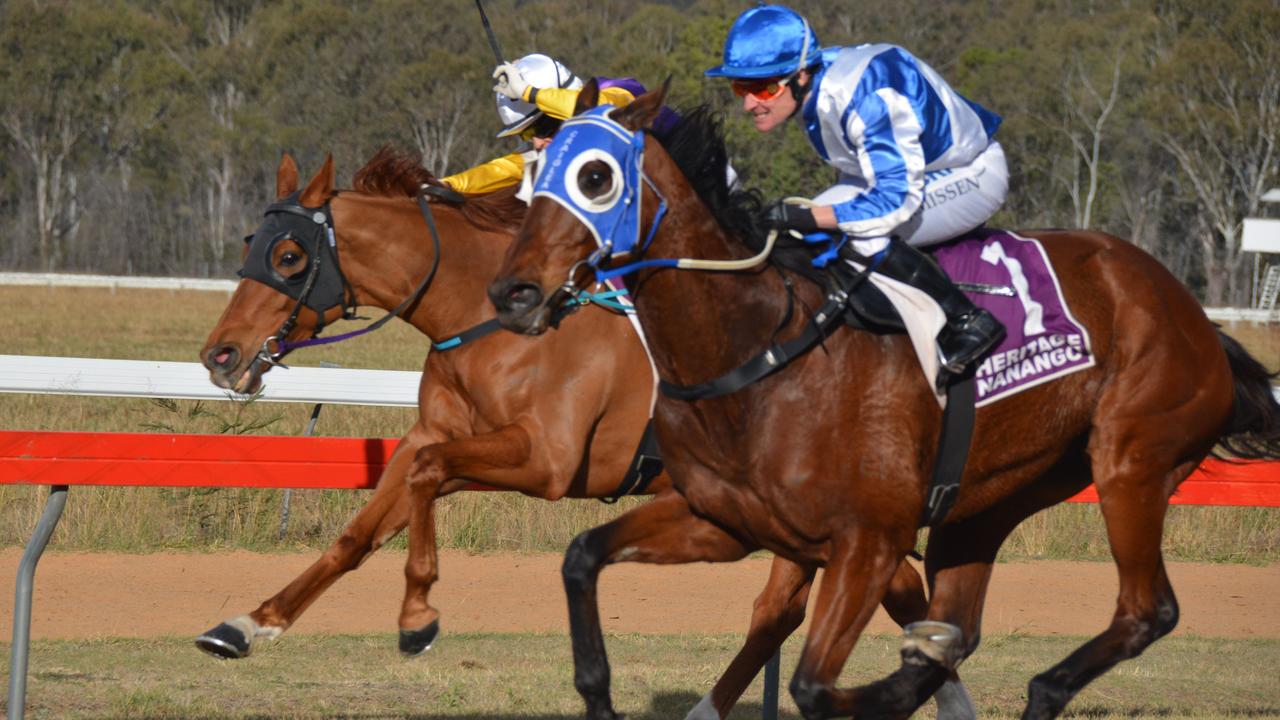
top-left (785, 17), bottom-right (813, 115)
top-left (787, 73), bottom-right (808, 109)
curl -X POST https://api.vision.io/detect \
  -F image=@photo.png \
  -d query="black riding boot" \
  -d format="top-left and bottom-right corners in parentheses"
top-left (875, 238), bottom-right (1005, 391)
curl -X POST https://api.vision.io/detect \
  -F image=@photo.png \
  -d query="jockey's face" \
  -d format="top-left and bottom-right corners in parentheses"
top-left (739, 70), bottom-right (809, 133)
top-left (532, 136), bottom-right (554, 150)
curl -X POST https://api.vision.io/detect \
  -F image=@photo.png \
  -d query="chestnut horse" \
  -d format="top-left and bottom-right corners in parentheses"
top-left (489, 82), bottom-right (1280, 720)
top-left (197, 149), bottom-right (974, 719)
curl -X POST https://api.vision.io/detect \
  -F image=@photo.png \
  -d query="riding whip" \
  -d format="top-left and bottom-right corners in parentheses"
top-left (475, 0), bottom-right (506, 65)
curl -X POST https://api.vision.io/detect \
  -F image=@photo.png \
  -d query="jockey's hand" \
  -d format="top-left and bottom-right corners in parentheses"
top-left (492, 63), bottom-right (529, 101)
top-left (760, 199), bottom-right (818, 233)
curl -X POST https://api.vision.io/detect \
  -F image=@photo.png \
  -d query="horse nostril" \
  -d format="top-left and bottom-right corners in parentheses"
top-left (507, 284), bottom-right (543, 310)
top-left (490, 279), bottom-right (543, 314)
top-left (208, 345), bottom-right (240, 372)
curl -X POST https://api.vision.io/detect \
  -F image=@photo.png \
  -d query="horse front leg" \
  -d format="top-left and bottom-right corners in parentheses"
top-left (686, 556), bottom-right (815, 720)
top-left (881, 561), bottom-right (978, 720)
top-left (194, 427), bottom-right (423, 659)
top-left (692, 554), bottom-right (974, 720)
top-left (789, 526), bottom-right (925, 720)
top-left (562, 490), bottom-right (756, 720)
top-left (398, 422), bottom-right (543, 655)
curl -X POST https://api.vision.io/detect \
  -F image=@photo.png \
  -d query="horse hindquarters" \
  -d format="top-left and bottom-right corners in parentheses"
top-left (1019, 237), bottom-right (1235, 719)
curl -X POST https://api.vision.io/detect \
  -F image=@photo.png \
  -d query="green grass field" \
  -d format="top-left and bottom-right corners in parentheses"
top-left (1, 286), bottom-right (1278, 562)
top-left (3, 632), bottom-right (1277, 719)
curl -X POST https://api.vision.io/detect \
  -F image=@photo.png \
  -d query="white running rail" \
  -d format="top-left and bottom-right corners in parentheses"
top-left (0, 272), bottom-right (237, 293)
top-left (0, 355), bottom-right (420, 407)
top-left (0, 271), bottom-right (1270, 321)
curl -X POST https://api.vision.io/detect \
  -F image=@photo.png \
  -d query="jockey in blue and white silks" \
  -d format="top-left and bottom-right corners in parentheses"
top-left (706, 4), bottom-right (1008, 391)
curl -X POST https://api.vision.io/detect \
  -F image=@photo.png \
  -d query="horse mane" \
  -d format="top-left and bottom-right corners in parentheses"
top-left (351, 146), bottom-right (525, 233)
top-left (655, 107), bottom-right (827, 286)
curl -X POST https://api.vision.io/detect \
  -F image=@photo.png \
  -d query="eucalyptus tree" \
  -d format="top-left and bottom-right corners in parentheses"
top-left (0, 0), bottom-right (173, 271)
top-left (1150, 0), bottom-right (1280, 305)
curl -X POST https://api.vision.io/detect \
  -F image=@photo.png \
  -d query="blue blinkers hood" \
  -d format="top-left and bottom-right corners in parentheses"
top-left (532, 106), bottom-right (664, 277)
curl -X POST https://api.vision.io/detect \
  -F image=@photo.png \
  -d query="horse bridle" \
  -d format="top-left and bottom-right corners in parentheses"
top-left (237, 189), bottom-right (446, 378)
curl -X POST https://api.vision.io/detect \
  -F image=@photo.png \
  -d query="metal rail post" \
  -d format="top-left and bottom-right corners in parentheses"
top-left (763, 649), bottom-right (780, 720)
top-left (278, 401), bottom-right (325, 539)
top-left (7, 485), bottom-right (69, 720)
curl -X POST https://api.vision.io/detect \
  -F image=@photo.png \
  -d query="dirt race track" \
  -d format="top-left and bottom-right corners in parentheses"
top-left (0, 550), bottom-right (1277, 641)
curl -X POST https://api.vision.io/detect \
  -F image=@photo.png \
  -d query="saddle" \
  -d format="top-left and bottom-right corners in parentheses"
top-left (828, 247), bottom-right (906, 333)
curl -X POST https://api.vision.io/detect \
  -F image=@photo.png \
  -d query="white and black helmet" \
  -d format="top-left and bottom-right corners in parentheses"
top-left (495, 53), bottom-right (582, 138)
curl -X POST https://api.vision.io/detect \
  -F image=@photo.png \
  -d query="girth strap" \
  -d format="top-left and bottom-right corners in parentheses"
top-left (919, 373), bottom-right (976, 527)
top-left (600, 420), bottom-right (664, 503)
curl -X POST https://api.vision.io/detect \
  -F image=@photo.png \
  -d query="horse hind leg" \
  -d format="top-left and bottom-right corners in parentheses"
top-left (1022, 457), bottom-right (1192, 720)
top-left (194, 429), bottom-right (422, 659)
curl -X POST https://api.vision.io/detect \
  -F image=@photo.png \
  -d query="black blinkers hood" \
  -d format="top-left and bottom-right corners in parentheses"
top-left (238, 191), bottom-right (350, 318)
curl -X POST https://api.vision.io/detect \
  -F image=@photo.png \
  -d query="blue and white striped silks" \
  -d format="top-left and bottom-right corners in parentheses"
top-left (800, 44), bottom-right (1002, 239)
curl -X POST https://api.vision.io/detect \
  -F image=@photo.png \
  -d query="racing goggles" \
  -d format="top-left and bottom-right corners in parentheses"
top-left (731, 75), bottom-right (794, 102)
top-left (519, 113), bottom-right (564, 141)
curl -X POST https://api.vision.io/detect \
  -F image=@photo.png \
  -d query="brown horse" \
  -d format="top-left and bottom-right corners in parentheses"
top-left (489, 82), bottom-right (1280, 720)
top-left (197, 149), bottom-right (972, 719)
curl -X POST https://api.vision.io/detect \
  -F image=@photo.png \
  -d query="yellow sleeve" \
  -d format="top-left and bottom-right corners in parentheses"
top-left (527, 85), bottom-right (638, 120)
top-left (440, 152), bottom-right (526, 195)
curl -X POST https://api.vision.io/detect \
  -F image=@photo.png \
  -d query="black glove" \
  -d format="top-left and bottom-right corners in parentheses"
top-left (760, 200), bottom-right (818, 233)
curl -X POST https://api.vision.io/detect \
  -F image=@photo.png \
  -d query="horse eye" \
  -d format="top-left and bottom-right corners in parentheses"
top-left (280, 251), bottom-right (302, 267)
top-left (578, 165), bottom-right (613, 199)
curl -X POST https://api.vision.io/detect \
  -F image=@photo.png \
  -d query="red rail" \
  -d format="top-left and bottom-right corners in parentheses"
top-left (0, 430), bottom-right (1276, 506)
top-left (1066, 458), bottom-right (1280, 507)
top-left (0, 431), bottom-right (395, 490)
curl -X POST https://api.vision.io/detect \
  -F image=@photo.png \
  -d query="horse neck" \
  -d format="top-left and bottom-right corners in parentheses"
top-left (331, 194), bottom-right (507, 340)
top-left (630, 156), bottom-right (796, 389)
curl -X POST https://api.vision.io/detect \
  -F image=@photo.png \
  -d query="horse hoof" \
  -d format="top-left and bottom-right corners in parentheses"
top-left (195, 622), bottom-right (251, 659)
top-left (902, 620), bottom-right (964, 670)
top-left (934, 678), bottom-right (977, 720)
top-left (683, 692), bottom-right (719, 720)
top-left (398, 619), bottom-right (439, 657)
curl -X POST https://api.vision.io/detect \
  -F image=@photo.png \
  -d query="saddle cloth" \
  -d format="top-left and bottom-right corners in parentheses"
top-left (848, 229), bottom-right (1095, 407)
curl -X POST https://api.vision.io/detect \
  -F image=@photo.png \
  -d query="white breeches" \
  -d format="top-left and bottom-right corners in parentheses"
top-left (815, 141), bottom-right (1009, 256)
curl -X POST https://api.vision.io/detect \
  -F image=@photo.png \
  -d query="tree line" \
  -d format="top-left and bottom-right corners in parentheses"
top-left (1, 0), bottom-right (1276, 304)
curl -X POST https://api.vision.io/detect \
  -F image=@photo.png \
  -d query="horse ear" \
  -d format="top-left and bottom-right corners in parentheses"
top-left (574, 77), bottom-right (600, 115)
top-left (613, 77), bottom-right (671, 132)
top-left (299, 153), bottom-right (335, 208)
top-left (277, 153), bottom-right (299, 199)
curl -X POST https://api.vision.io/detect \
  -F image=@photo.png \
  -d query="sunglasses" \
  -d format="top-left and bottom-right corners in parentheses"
top-left (731, 75), bottom-right (793, 102)
top-left (520, 113), bottom-right (563, 141)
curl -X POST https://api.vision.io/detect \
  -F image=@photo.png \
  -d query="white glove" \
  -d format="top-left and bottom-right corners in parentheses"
top-left (492, 63), bottom-right (529, 101)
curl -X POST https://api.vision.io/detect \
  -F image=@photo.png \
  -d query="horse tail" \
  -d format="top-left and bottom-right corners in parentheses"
top-left (1216, 329), bottom-right (1280, 460)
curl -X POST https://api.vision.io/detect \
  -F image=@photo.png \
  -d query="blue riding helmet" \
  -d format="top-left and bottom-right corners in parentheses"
top-left (704, 4), bottom-right (821, 79)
